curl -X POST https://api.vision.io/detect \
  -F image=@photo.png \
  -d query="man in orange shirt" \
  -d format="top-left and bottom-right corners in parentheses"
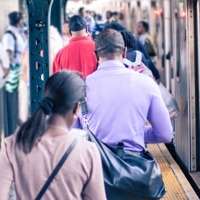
top-left (52, 15), bottom-right (97, 78)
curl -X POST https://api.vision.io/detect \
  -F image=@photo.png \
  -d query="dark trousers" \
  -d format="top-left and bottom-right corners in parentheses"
top-left (3, 90), bottom-right (19, 137)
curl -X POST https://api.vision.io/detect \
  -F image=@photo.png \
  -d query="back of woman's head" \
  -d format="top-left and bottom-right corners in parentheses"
top-left (44, 71), bottom-right (84, 115)
top-left (104, 22), bottom-right (136, 50)
top-left (16, 70), bottom-right (85, 153)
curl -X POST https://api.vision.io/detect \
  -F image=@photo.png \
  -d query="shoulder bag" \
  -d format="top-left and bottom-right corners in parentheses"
top-left (87, 128), bottom-right (166, 200)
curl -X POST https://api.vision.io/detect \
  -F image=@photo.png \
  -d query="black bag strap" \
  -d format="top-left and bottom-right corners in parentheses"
top-left (35, 138), bottom-right (78, 200)
top-left (5, 30), bottom-right (17, 59)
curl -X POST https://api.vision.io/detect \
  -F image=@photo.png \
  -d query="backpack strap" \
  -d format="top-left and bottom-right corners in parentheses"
top-left (5, 30), bottom-right (17, 59)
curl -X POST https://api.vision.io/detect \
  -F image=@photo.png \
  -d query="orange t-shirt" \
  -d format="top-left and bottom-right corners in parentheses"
top-left (52, 36), bottom-right (97, 78)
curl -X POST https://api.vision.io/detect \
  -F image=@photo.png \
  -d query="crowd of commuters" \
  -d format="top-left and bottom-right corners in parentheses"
top-left (0, 6), bottom-right (173, 200)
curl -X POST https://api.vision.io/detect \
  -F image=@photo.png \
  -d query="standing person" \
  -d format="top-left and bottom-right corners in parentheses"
top-left (136, 21), bottom-right (157, 59)
top-left (76, 29), bottom-right (172, 153)
top-left (53, 15), bottom-right (97, 78)
top-left (105, 11), bottom-right (113, 24)
top-left (112, 11), bottom-right (120, 23)
top-left (78, 7), bottom-right (95, 33)
top-left (0, 71), bottom-right (106, 200)
top-left (92, 14), bottom-right (104, 39)
top-left (2, 11), bottom-right (26, 137)
top-left (74, 30), bottom-right (172, 199)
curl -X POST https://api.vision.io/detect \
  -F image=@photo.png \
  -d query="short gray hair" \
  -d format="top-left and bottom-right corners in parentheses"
top-left (95, 29), bottom-right (125, 59)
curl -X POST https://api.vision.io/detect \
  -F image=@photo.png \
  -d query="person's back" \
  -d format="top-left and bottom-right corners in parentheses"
top-left (0, 71), bottom-right (106, 200)
top-left (53, 15), bottom-right (97, 78)
top-left (80, 29), bottom-right (172, 152)
top-left (1, 133), bottom-right (103, 199)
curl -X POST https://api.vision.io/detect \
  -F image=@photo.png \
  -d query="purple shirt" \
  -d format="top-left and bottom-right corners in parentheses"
top-left (78, 60), bottom-right (172, 151)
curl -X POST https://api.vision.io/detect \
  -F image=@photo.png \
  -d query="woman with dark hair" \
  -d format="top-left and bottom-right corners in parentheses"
top-left (0, 70), bottom-right (106, 200)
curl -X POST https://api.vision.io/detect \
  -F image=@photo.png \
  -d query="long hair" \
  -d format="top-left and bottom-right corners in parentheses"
top-left (16, 71), bottom-right (85, 153)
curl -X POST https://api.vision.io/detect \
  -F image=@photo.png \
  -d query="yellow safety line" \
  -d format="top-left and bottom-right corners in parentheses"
top-left (148, 144), bottom-right (198, 200)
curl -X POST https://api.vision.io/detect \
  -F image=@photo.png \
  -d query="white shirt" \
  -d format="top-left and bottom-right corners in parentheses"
top-left (0, 42), bottom-right (9, 80)
top-left (2, 26), bottom-right (26, 65)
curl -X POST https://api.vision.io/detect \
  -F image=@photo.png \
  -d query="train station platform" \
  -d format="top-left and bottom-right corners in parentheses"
top-left (6, 143), bottom-right (199, 200)
top-left (148, 144), bottom-right (199, 200)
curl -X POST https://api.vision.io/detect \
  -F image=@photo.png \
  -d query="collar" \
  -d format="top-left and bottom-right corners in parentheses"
top-left (69, 36), bottom-right (91, 43)
top-left (98, 60), bottom-right (125, 70)
top-left (8, 25), bottom-right (20, 33)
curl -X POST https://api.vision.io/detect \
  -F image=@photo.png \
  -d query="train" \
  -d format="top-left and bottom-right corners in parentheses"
top-left (108, 0), bottom-right (200, 176)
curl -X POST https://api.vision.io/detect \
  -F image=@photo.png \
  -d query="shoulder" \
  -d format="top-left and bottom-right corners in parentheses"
top-left (1, 134), bottom-right (17, 154)
top-left (77, 139), bottom-right (98, 155)
top-left (75, 139), bottom-right (99, 162)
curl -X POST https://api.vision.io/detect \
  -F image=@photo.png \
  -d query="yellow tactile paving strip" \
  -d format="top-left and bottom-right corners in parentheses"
top-left (148, 144), bottom-right (190, 200)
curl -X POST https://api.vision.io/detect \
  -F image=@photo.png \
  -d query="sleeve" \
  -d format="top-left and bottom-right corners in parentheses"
top-left (145, 82), bottom-right (173, 144)
top-left (82, 144), bottom-right (106, 200)
top-left (2, 33), bottom-right (15, 52)
top-left (0, 44), bottom-right (10, 69)
top-left (0, 142), bottom-right (14, 200)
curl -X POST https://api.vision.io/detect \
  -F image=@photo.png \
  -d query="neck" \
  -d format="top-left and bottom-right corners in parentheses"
top-left (43, 114), bottom-right (70, 137)
top-left (71, 30), bottom-right (88, 37)
top-left (98, 56), bottom-right (123, 64)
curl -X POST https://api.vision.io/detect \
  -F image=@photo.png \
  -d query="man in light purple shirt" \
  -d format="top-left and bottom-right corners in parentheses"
top-left (76, 29), bottom-right (172, 152)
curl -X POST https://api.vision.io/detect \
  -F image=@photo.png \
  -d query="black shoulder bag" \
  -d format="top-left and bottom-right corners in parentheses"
top-left (35, 138), bottom-right (77, 200)
top-left (81, 98), bottom-right (166, 200)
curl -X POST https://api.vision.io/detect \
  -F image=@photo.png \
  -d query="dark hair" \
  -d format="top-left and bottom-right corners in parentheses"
top-left (16, 71), bottom-right (85, 153)
top-left (95, 29), bottom-right (125, 59)
top-left (96, 14), bottom-right (102, 21)
top-left (112, 11), bottom-right (119, 16)
top-left (8, 11), bottom-right (22, 26)
top-left (139, 21), bottom-right (149, 32)
top-left (106, 11), bottom-right (113, 19)
top-left (78, 7), bottom-right (85, 15)
top-left (104, 22), bottom-right (136, 50)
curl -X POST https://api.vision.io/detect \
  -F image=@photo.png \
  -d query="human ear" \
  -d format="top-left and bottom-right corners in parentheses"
top-left (73, 102), bottom-right (81, 118)
top-left (94, 50), bottom-right (99, 61)
top-left (122, 47), bottom-right (127, 59)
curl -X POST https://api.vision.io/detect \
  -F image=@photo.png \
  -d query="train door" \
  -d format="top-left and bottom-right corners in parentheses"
top-left (195, 0), bottom-right (200, 170)
top-left (173, 0), bottom-right (198, 172)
